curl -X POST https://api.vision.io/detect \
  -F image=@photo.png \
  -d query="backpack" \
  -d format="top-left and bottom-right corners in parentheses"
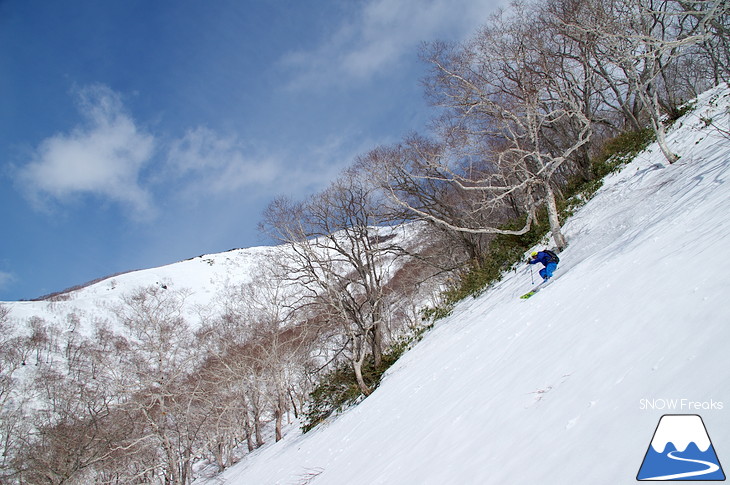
top-left (543, 249), bottom-right (560, 263)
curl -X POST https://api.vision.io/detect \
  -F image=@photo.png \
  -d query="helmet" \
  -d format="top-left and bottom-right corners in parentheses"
top-left (531, 251), bottom-right (538, 258)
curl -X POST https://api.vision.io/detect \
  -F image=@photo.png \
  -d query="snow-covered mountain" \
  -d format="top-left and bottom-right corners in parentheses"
top-left (194, 86), bottom-right (730, 484)
top-left (4, 244), bottom-right (279, 328)
top-left (3, 224), bottom-right (419, 333)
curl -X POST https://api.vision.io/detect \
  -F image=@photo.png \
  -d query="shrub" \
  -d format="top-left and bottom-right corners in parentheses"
top-left (595, 128), bottom-right (655, 167)
top-left (562, 128), bottom-right (656, 218)
top-left (422, 211), bottom-right (549, 320)
top-left (666, 101), bottom-right (695, 125)
top-left (301, 324), bottom-right (431, 433)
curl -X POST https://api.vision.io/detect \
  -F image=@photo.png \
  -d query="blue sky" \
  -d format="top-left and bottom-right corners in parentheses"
top-left (0, 0), bottom-right (503, 301)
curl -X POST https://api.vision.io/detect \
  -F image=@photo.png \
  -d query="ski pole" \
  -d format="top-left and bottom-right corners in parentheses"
top-left (530, 265), bottom-right (534, 284)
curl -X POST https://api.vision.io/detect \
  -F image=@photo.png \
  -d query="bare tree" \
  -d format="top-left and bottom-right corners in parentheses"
top-left (218, 263), bottom-right (311, 442)
top-left (0, 305), bottom-right (34, 483)
top-left (370, 5), bottom-right (595, 251)
top-left (680, 0), bottom-right (730, 84)
top-left (112, 286), bottom-right (205, 485)
top-left (359, 135), bottom-right (515, 264)
top-left (262, 171), bottom-right (408, 395)
top-left (561, 0), bottom-right (728, 164)
top-left (5, 312), bottom-right (143, 485)
top-left (189, 259), bottom-right (316, 474)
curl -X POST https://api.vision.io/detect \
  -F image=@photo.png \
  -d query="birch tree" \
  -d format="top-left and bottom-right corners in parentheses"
top-left (113, 286), bottom-right (205, 485)
top-left (261, 171), bottom-right (406, 396)
top-left (371, 4), bottom-right (595, 251)
top-left (561, 0), bottom-right (729, 163)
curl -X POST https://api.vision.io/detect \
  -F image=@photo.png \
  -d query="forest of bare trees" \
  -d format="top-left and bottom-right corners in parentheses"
top-left (1, 0), bottom-right (727, 483)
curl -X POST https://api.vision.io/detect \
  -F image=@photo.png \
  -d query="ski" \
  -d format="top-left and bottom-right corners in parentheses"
top-left (520, 280), bottom-right (551, 299)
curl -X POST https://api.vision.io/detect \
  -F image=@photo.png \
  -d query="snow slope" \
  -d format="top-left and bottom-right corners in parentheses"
top-left (204, 85), bottom-right (730, 484)
top-left (4, 224), bottom-right (418, 334)
top-left (3, 247), bottom-right (273, 334)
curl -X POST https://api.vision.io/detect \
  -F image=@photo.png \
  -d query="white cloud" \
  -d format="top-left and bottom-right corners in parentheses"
top-left (16, 80), bottom-right (387, 222)
top-left (19, 85), bottom-right (156, 218)
top-left (165, 127), bottom-right (375, 202)
top-left (165, 126), bottom-right (283, 196)
top-left (280, 0), bottom-right (503, 89)
top-left (17, 85), bottom-right (319, 218)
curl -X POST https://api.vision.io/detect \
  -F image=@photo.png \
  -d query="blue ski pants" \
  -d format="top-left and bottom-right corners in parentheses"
top-left (539, 262), bottom-right (557, 280)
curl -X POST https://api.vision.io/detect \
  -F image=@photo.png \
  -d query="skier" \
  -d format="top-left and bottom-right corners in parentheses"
top-left (527, 249), bottom-right (560, 283)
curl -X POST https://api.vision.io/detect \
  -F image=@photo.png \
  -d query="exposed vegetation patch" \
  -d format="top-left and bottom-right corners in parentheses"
top-left (562, 128), bottom-right (656, 217)
top-left (302, 324), bottom-right (432, 433)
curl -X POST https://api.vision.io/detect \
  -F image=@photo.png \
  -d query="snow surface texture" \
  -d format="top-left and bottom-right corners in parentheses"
top-left (199, 85), bottom-right (730, 484)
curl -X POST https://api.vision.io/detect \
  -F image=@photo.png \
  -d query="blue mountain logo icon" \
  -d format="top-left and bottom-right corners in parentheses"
top-left (637, 414), bottom-right (725, 481)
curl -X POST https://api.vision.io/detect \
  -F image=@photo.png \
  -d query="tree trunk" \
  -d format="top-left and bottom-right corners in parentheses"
top-left (254, 414), bottom-right (264, 448)
top-left (287, 387), bottom-right (299, 419)
top-left (645, 84), bottom-right (679, 164)
top-left (353, 360), bottom-right (371, 396)
top-left (370, 319), bottom-right (383, 369)
top-left (244, 417), bottom-right (255, 452)
top-left (352, 336), bottom-right (371, 396)
top-left (544, 182), bottom-right (567, 251)
top-left (274, 395), bottom-right (284, 442)
top-left (575, 148), bottom-right (594, 182)
top-left (652, 117), bottom-right (679, 164)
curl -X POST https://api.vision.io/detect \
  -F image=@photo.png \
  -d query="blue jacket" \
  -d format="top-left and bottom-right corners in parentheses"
top-left (529, 251), bottom-right (557, 267)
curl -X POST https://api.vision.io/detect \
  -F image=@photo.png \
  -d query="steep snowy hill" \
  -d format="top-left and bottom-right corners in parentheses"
top-left (3, 224), bottom-right (418, 333)
top-left (202, 86), bottom-right (730, 484)
top-left (4, 244), bottom-right (278, 328)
